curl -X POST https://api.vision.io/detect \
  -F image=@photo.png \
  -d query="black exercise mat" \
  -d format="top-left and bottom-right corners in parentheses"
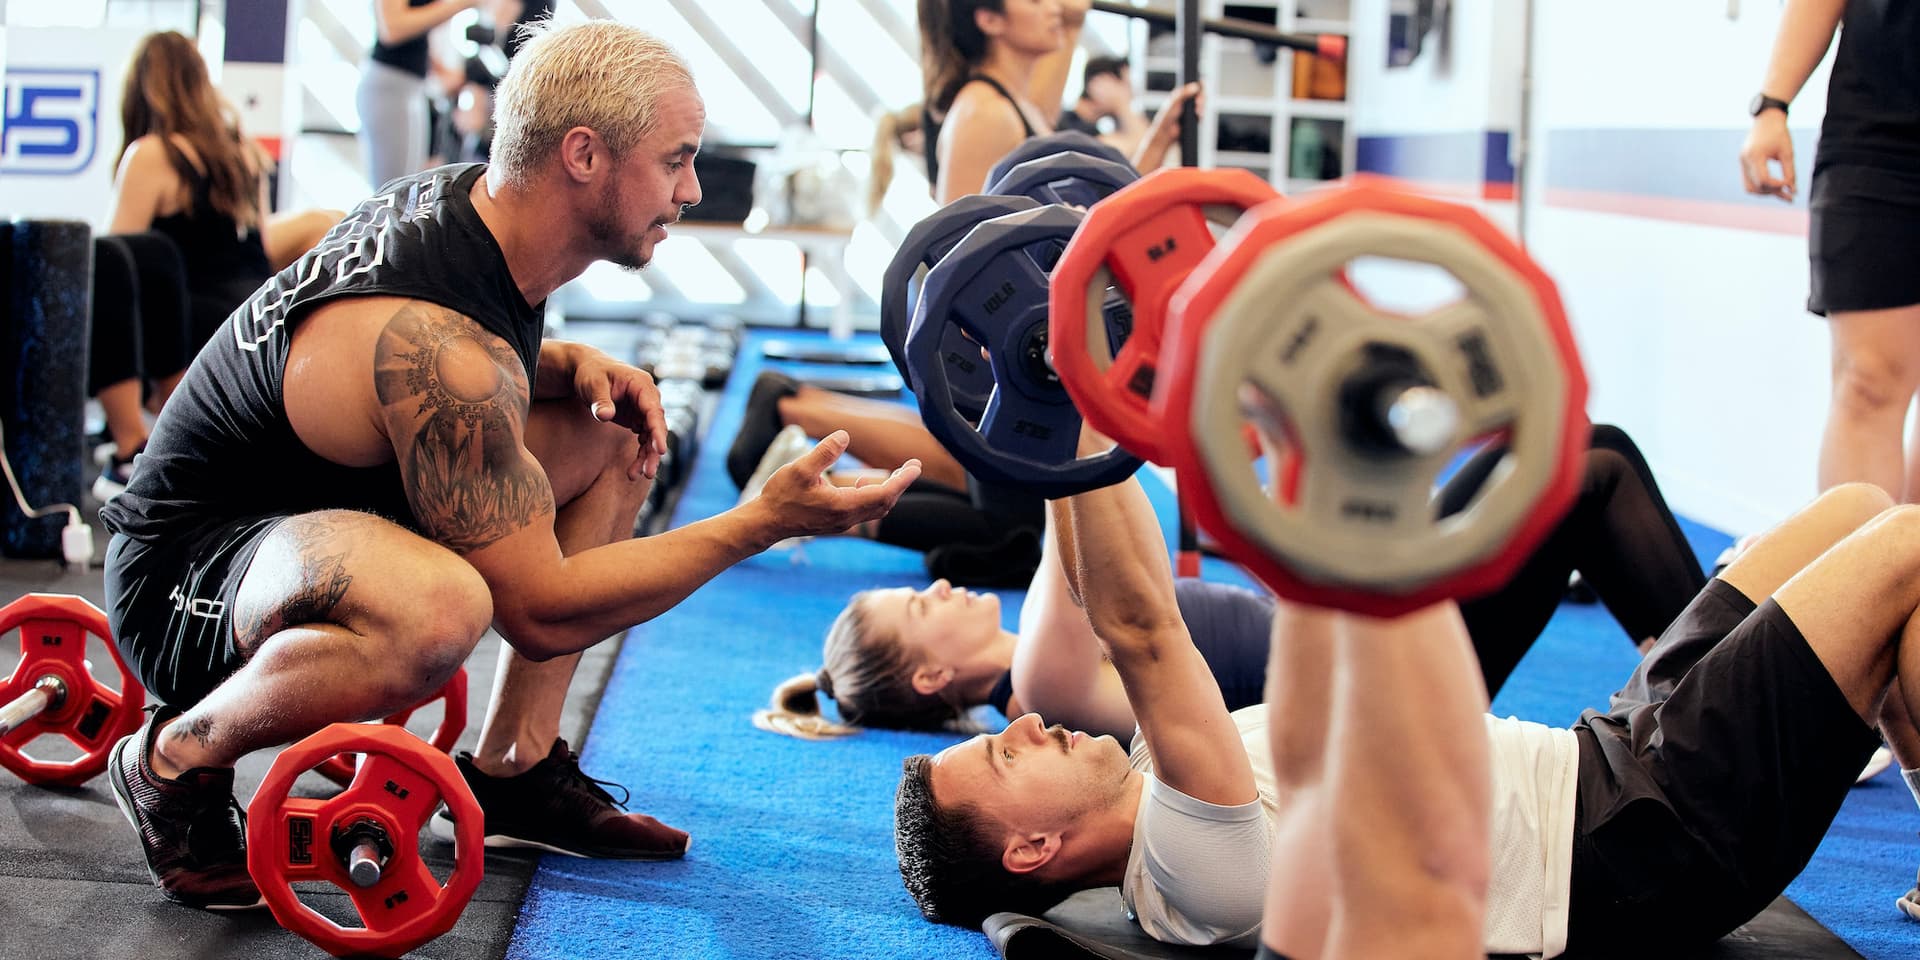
top-left (760, 340), bottom-right (895, 365)
top-left (989, 888), bottom-right (1863, 960)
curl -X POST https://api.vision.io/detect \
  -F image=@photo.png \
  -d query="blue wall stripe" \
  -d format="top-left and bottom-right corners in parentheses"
top-left (1355, 130), bottom-right (1515, 187)
top-left (1544, 127), bottom-right (1821, 208)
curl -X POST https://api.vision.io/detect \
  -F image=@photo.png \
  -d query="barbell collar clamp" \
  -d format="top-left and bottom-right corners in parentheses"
top-left (332, 818), bottom-right (396, 889)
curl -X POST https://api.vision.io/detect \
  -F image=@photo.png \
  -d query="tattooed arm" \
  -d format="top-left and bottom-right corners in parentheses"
top-left (373, 303), bottom-right (916, 660)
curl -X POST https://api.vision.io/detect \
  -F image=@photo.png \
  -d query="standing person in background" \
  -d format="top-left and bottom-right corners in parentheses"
top-left (918, 0), bottom-right (1082, 204)
top-left (358, 0), bottom-right (480, 188)
top-left (916, 0), bottom-right (1197, 204)
top-left (102, 31), bottom-right (276, 502)
top-left (1740, 0), bottom-right (1920, 920)
top-left (1741, 0), bottom-right (1920, 502)
top-left (1056, 55), bottom-right (1151, 160)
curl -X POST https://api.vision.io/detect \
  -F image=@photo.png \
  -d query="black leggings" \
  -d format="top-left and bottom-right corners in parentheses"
top-left (1446, 423), bottom-right (1707, 694)
top-left (88, 233), bottom-right (194, 398)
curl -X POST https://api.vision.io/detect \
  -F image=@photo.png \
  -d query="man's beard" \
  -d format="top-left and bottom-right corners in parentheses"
top-left (588, 175), bottom-right (651, 271)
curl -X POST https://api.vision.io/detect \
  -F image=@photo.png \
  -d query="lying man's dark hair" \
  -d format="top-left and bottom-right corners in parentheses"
top-left (894, 754), bottom-right (1073, 927)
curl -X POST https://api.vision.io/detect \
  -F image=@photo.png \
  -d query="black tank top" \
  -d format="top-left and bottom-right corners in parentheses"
top-left (985, 578), bottom-right (1276, 716)
top-left (1816, 0), bottom-right (1920, 172)
top-left (369, 0), bottom-right (433, 77)
top-left (149, 150), bottom-right (271, 338)
top-left (100, 163), bottom-right (544, 542)
top-left (922, 74), bottom-right (1039, 190)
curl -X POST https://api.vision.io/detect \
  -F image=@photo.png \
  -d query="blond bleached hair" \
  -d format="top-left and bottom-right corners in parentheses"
top-left (490, 18), bottom-right (694, 187)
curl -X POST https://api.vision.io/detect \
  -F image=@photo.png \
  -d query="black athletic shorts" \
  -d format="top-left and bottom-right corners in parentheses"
top-left (1563, 579), bottom-right (1880, 951)
top-left (1807, 163), bottom-right (1920, 315)
top-left (103, 514), bottom-right (288, 707)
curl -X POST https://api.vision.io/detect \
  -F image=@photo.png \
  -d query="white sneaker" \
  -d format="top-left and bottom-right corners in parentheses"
top-left (91, 454), bottom-right (138, 503)
top-left (1898, 869), bottom-right (1920, 922)
top-left (738, 425), bottom-right (813, 506)
top-left (1857, 745), bottom-right (1895, 785)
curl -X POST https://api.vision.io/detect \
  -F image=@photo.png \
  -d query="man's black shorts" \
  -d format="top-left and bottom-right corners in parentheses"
top-left (103, 515), bottom-right (287, 707)
top-left (1564, 578), bottom-right (1880, 950)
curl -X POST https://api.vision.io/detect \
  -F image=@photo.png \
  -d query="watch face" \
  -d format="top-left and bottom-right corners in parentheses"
top-left (1750, 94), bottom-right (1765, 116)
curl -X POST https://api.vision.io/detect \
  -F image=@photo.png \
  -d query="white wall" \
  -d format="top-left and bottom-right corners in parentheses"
top-left (1340, 0), bottom-right (1832, 532)
top-left (1524, 0), bottom-right (1833, 533)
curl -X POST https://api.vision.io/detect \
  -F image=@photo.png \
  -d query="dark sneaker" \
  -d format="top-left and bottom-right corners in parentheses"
top-left (107, 706), bottom-right (263, 910)
top-left (726, 371), bottom-right (801, 490)
top-left (430, 739), bottom-right (690, 860)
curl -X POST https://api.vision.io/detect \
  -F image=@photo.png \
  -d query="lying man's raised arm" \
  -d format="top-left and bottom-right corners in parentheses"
top-left (1058, 477), bottom-right (1256, 806)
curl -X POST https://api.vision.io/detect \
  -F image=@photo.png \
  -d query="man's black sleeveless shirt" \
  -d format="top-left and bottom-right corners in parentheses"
top-left (100, 164), bottom-right (544, 542)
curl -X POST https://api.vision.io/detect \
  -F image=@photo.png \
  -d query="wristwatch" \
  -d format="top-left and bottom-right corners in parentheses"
top-left (1749, 94), bottom-right (1790, 118)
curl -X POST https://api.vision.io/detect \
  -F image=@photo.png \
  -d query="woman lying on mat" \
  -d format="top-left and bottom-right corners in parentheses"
top-left (756, 423), bottom-right (1710, 740)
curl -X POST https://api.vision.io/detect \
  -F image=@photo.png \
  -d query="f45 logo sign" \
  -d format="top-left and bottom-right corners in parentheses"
top-left (2, 69), bottom-right (100, 175)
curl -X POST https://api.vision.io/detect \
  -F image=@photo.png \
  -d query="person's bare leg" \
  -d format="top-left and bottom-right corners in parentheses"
top-left (1322, 604), bottom-right (1490, 960)
top-left (1719, 483), bottom-right (1894, 603)
top-left (1260, 602), bottom-right (1337, 960)
top-left (1881, 681), bottom-right (1920, 769)
top-left (150, 511), bottom-right (491, 777)
top-left (777, 386), bottom-right (967, 490)
top-left (470, 401), bottom-right (651, 775)
top-left (1774, 501), bottom-right (1920, 735)
top-left (1820, 306), bottom-right (1920, 498)
top-left (96, 378), bottom-right (148, 458)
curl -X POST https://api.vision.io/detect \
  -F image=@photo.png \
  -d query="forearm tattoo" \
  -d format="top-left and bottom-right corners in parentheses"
top-left (374, 304), bottom-right (554, 552)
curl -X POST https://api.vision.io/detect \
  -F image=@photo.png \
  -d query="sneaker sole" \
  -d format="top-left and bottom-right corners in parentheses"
top-left (1900, 890), bottom-right (1920, 922)
top-left (429, 811), bottom-right (691, 861)
top-left (106, 736), bottom-right (267, 912)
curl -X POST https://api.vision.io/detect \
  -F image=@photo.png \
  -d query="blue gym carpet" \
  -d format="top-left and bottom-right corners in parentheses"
top-left (505, 329), bottom-right (1916, 960)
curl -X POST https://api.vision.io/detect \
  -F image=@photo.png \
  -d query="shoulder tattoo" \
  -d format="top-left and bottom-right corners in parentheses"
top-left (373, 304), bottom-right (554, 552)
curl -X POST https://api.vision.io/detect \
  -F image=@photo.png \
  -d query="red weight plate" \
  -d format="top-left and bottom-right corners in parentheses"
top-left (1051, 167), bottom-right (1279, 462)
top-left (1156, 176), bottom-right (1589, 616)
top-left (249, 723), bottom-right (484, 958)
top-left (316, 666), bottom-right (469, 787)
top-left (0, 594), bottom-right (145, 787)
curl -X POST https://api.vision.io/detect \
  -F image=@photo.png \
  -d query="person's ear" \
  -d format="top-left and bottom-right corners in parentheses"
top-left (1002, 830), bottom-right (1062, 875)
top-left (557, 126), bottom-right (601, 184)
top-left (974, 5), bottom-right (1006, 39)
top-left (911, 663), bottom-right (955, 696)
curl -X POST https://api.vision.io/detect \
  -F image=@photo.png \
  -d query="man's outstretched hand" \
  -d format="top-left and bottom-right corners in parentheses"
top-left (749, 430), bottom-right (921, 542)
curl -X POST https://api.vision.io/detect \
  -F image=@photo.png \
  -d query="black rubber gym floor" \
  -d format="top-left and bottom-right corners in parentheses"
top-left (0, 521), bottom-right (622, 960)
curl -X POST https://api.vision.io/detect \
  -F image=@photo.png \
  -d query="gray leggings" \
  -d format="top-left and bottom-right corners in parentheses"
top-left (355, 60), bottom-right (428, 190)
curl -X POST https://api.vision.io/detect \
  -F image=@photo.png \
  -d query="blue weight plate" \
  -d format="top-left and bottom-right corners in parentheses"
top-left (985, 131), bottom-right (1133, 187)
top-left (985, 151), bottom-right (1140, 208)
top-left (907, 204), bottom-right (1144, 498)
top-left (882, 194), bottom-right (1037, 418)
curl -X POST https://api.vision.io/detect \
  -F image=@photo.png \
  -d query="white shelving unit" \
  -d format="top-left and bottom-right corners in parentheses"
top-left (1126, 0), bottom-right (1353, 192)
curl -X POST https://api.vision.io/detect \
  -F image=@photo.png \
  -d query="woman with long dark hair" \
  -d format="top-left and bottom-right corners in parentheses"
top-left (917, 0), bottom-right (1196, 203)
top-left (99, 30), bottom-right (276, 501)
